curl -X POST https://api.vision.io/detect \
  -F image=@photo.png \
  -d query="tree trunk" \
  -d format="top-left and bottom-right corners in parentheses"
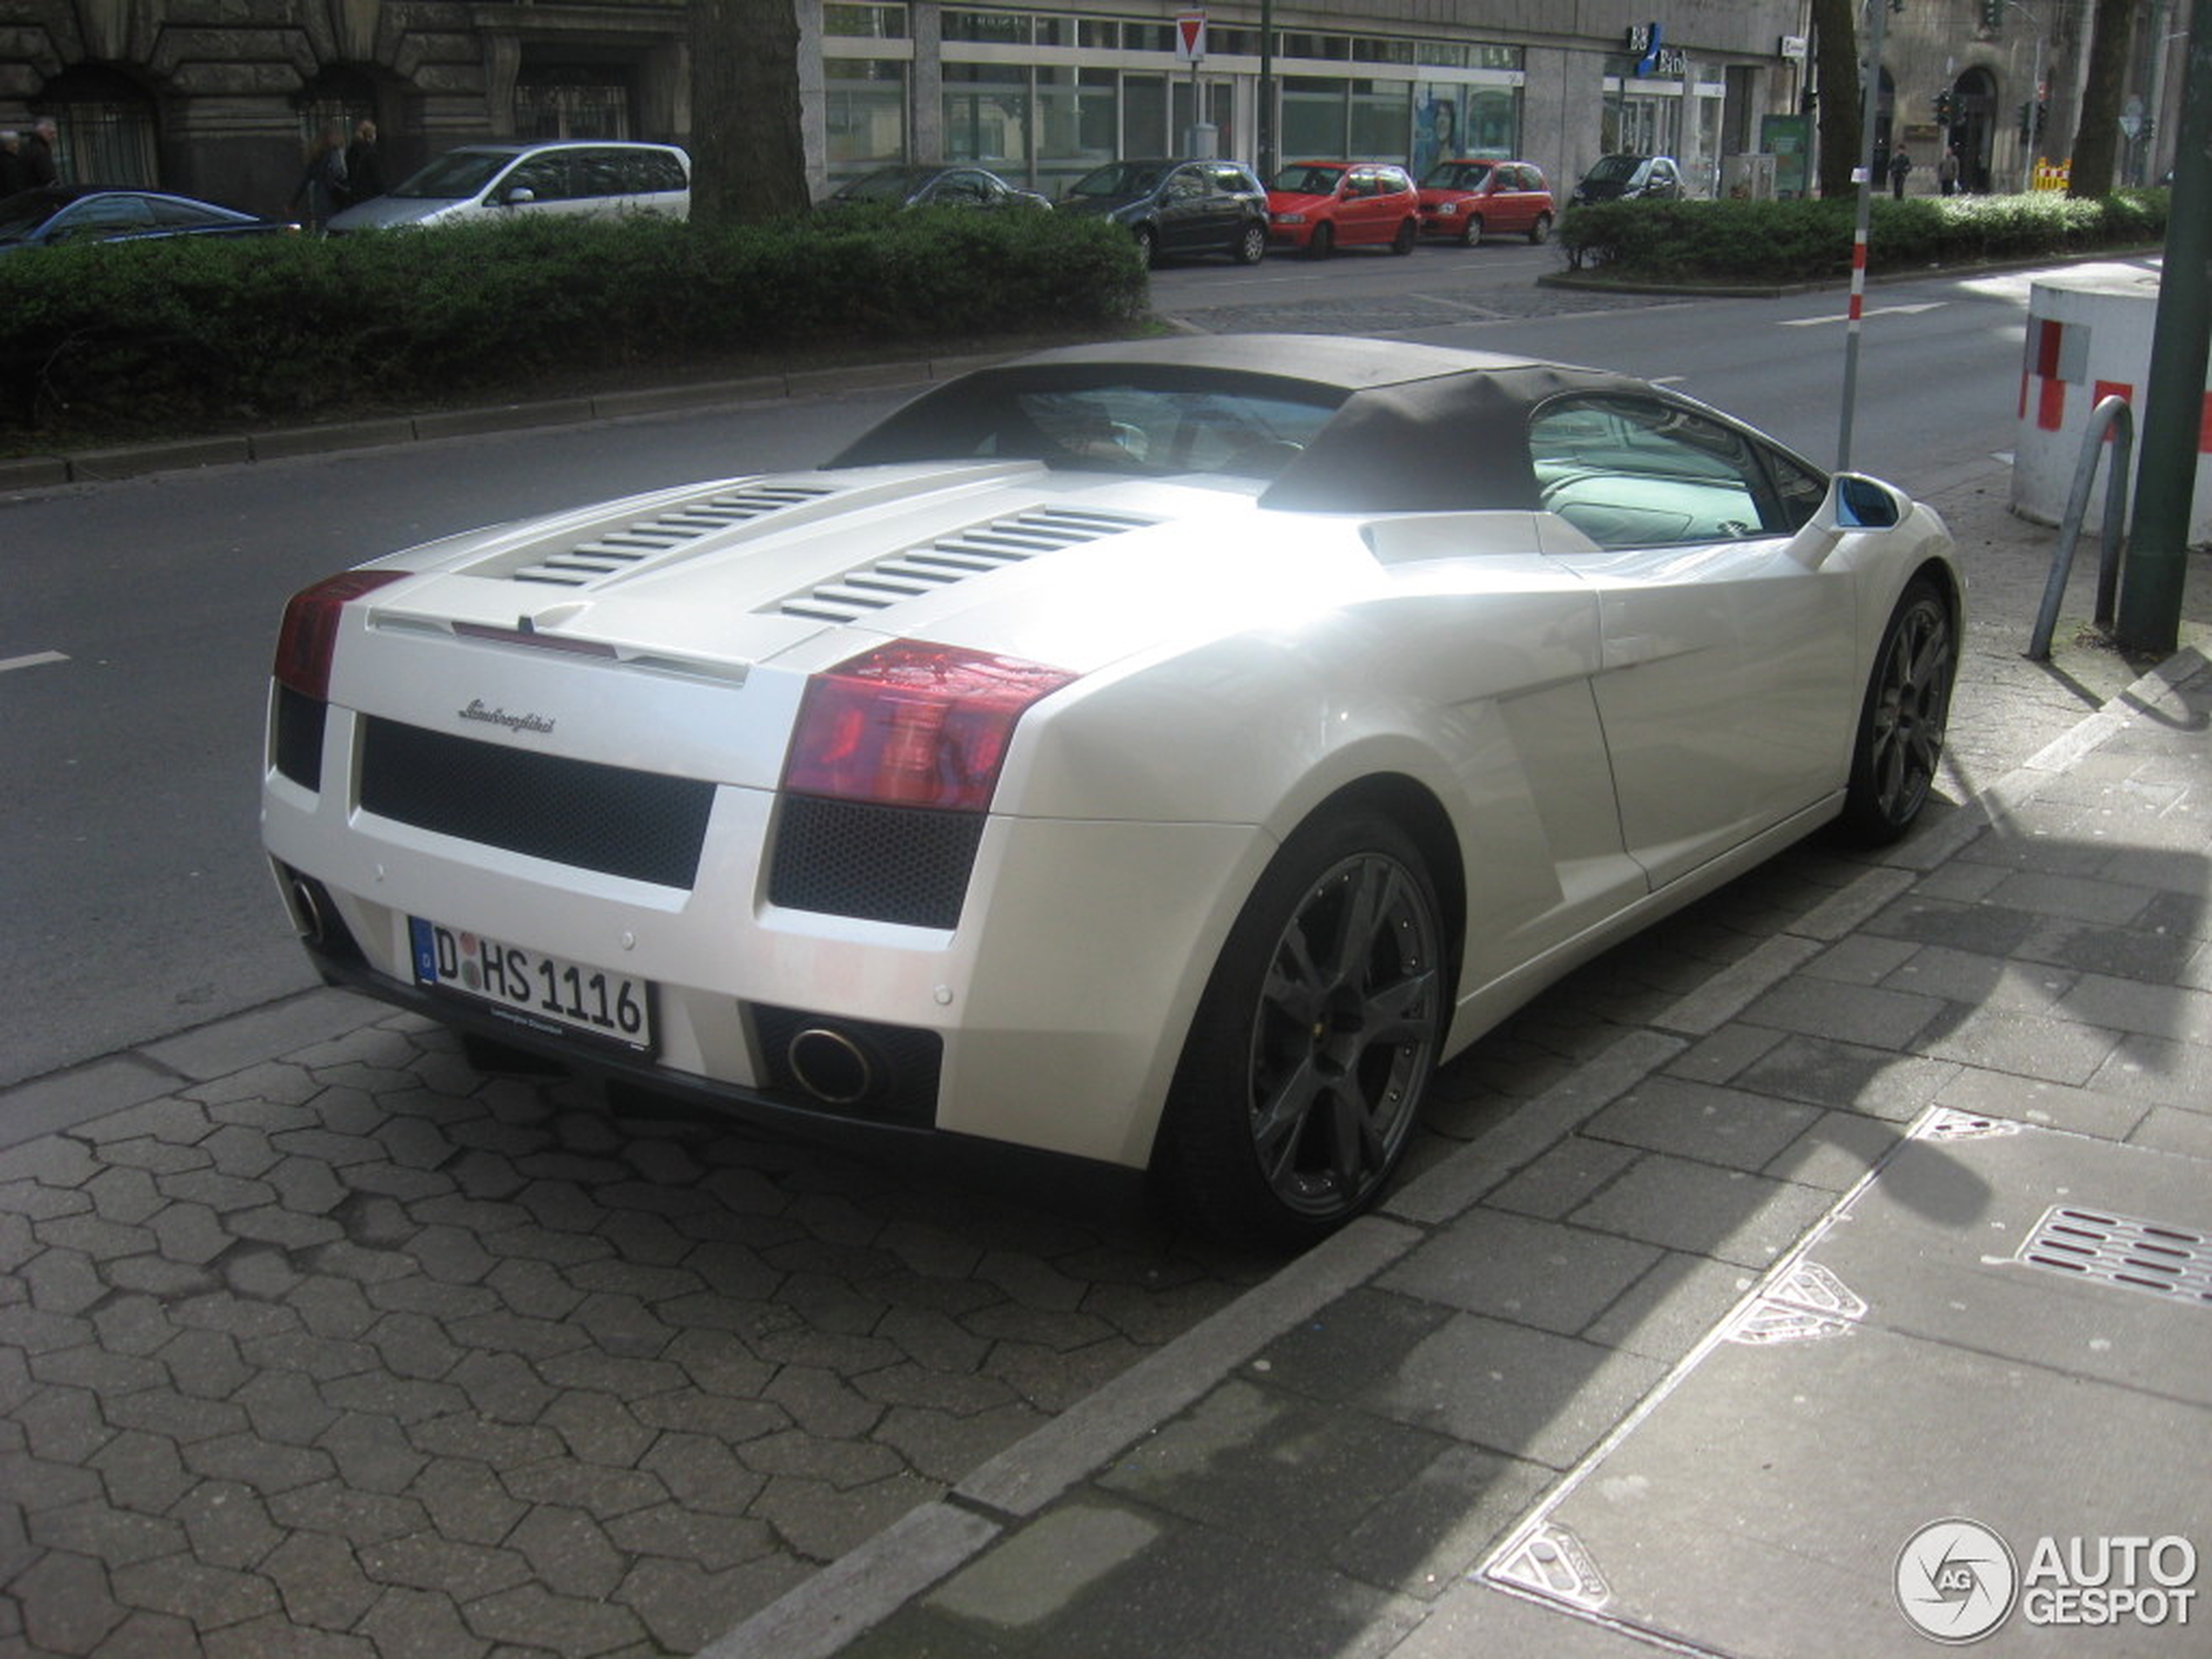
top-left (2067, 0), bottom-right (2135, 196)
top-left (690, 0), bottom-right (813, 225)
top-left (1811, 0), bottom-right (1863, 199)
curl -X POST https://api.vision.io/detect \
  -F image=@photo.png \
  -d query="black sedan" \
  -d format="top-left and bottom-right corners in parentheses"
top-left (824, 165), bottom-right (1050, 212)
top-left (0, 185), bottom-right (297, 253)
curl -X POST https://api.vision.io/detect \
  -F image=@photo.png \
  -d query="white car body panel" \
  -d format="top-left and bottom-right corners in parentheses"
top-left (262, 338), bottom-right (1961, 1221)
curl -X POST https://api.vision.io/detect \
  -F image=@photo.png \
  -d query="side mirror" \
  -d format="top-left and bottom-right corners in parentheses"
top-left (1833, 473), bottom-right (1903, 529)
top-left (503, 186), bottom-right (536, 206)
top-left (1794, 473), bottom-right (1907, 567)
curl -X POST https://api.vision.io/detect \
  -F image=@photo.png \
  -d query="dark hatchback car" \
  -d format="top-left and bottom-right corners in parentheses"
top-left (1058, 158), bottom-right (1267, 266)
top-left (825, 165), bottom-right (1050, 212)
top-left (1568, 154), bottom-right (1684, 207)
top-left (0, 185), bottom-right (296, 253)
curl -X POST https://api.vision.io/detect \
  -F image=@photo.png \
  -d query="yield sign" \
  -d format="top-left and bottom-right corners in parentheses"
top-left (1175, 10), bottom-right (1206, 61)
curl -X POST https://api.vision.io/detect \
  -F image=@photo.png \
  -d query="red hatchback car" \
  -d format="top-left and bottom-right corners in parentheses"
top-left (1416, 158), bottom-right (1554, 246)
top-left (1266, 161), bottom-right (1420, 256)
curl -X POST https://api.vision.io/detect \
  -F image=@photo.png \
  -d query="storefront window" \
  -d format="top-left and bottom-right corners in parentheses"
top-left (1038, 65), bottom-right (1116, 192)
top-left (1281, 77), bottom-right (1346, 159)
top-left (1466, 86), bottom-right (1520, 155)
top-left (826, 58), bottom-right (907, 174)
top-left (1349, 78), bottom-right (1407, 159)
top-left (944, 62), bottom-right (1029, 165)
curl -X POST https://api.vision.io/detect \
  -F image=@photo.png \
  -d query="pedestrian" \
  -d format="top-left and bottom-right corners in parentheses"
top-left (1938, 146), bottom-right (1961, 197)
top-left (25, 115), bottom-right (59, 187)
top-left (1888, 145), bottom-right (1912, 200)
top-left (289, 120), bottom-right (348, 233)
top-left (342, 118), bottom-right (384, 205)
top-left (0, 130), bottom-right (26, 197)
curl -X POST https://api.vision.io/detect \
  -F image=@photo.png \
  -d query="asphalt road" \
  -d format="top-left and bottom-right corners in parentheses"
top-left (0, 249), bottom-right (2095, 1089)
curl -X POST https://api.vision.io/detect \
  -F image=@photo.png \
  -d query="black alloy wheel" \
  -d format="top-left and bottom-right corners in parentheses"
top-left (1159, 810), bottom-right (1444, 1245)
top-left (1840, 577), bottom-right (1955, 844)
top-left (1528, 212), bottom-right (1552, 245)
top-left (1134, 222), bottom-right (1158, 266)
top-left (1391, 218), bottom-right (1417, 255)
top-left (1306, 220), bottom-right (1335, 259)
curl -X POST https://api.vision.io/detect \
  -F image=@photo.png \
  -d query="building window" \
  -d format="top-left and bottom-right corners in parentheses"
top-left (826, 58), bottom-right (908, 177)
top-left (943, 10), bottom-right (1031, 44)
top-left (824, 4), bottom-right (908, 38)
top-left (1037, 65), bottom-right (1116, 191)
top-left (943, 62), bottom-right (1029, 166)
top-left (515, 66), bottom-right (634, 140)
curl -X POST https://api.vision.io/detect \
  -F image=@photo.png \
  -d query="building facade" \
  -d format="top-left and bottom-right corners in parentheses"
top-left (3, 0), bottom-right (1819, 213)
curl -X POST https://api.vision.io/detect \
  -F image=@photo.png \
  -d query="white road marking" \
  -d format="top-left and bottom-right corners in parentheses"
top-left (1, 651), bottom-right (69, 674)
top-left (1779, 302), bottom-right (1950, 327)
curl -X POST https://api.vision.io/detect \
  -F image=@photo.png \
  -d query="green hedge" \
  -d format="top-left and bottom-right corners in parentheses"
top-left (1556, 189), bottom-right (2168, 284)
top-left (0, 206), bottom-right (1148, 439)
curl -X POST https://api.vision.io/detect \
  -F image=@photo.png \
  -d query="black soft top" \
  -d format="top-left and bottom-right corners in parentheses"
top-left (829, 335), bottom-right (1653, 513)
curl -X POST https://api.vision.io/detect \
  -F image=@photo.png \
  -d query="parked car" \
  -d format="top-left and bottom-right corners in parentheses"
top-left (1057, 158), bottom-right (1267, 265)
top-left (1416, 158), bottom-right (1554, 245)
top-left (0, 186), bottom-right (296, 253)
top-left (262, 334), bottom-right (1961, 1244)
top-left (326, 140), bottom-right (689, 232)
top-left (1266, 161), bottom-right (1420, 256)
top-left (824, 165), bottom-right (1050, 212)
top-left (1569, 153), bottom-right (1684, 206)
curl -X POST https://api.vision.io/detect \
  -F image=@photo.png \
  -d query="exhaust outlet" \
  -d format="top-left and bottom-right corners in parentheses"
top-left (786, 1027), bottom-right (876, 1106)
top-left (288, 877), bottom-right (327, 945)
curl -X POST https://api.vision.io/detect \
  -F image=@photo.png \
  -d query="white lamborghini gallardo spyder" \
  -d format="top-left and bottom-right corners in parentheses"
top-left (263, 336), bottom-right (1960, 1244)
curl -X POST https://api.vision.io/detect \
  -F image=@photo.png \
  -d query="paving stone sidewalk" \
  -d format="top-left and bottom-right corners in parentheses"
top-left (718, 641), bottom-right (2212, 1658)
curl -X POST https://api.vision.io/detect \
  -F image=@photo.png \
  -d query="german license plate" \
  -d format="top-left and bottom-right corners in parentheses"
top-left (409, 919), bottom-right (653, 1052)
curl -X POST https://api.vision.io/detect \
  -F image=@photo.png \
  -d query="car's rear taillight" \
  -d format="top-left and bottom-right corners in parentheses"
top-left (782, 642), bottom-right (1077, 812)
top-left (273, 571), bottom-right (408, 700)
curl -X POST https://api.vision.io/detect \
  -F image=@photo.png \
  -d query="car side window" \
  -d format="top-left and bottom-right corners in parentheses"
top-left (573, 150), bottom-right (629, 199)
top-left (504, 155), bottom-right (570, 201)
top-left (1530, 395), bottom-right (1787, 549)
top-left (1763, 448), bottom-right (1831, 530)
top-left (636, 151), bottom-right (686, 192)
top-left (51, 197), bottom-right (157, 241)
top-left (1167, 167), bottom-right (1204, 199)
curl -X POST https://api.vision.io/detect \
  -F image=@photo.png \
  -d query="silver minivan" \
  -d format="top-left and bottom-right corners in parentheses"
top-left (327, 140), bottom-right (690, 232)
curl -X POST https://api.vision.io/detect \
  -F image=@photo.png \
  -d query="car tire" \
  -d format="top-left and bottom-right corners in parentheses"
top-left (1306, 220), bottom-right (1334, 260)
top-left (1459, 213), bottom-right (1484, 247)
top-left (1390, 218), bottom-right (1417, 255)
top-left (1528, 212), bottom-right (1553, 245)
top-left (1134, 223), bottom-right (1159, 266)
top-left (1157, 808), bottom-right (1444, 1247)
top-left (1234, 221), bottom-right (1266, 264)
top-left (1838, 577), bottom-right (1955, 845)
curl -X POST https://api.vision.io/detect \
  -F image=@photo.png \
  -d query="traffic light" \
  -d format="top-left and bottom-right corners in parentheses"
top-left (1934, 90), bottom-right (1955, 125)
top-left (1980, 0), bottom-right (2005, 27)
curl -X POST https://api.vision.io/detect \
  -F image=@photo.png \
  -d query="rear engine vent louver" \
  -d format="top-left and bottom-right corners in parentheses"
top-left (509, 484), bottom-right (835, 588)
top-left (773, 505), bottom-right (1155, 624)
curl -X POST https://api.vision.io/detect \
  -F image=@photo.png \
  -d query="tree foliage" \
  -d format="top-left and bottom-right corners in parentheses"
top-left (690, 0), bottom-right (813, 226)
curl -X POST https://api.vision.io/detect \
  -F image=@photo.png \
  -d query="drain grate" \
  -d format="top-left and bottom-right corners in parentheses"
top-left (2017, 1205), bottom-right (2212, 1310)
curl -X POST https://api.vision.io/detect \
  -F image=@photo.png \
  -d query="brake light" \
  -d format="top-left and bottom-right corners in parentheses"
top-left (782, 642), bottom-right (1077, 811)
top-left (273, 570), bottom-right (408, 701)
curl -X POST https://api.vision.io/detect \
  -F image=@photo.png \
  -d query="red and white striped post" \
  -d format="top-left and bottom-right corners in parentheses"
top-left (1837, 0), bottom-right (1890, 472)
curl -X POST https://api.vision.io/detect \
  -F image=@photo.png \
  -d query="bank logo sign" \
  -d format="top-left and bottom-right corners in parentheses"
top-left (1897, 1519), bottom-right (2199, 1643)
